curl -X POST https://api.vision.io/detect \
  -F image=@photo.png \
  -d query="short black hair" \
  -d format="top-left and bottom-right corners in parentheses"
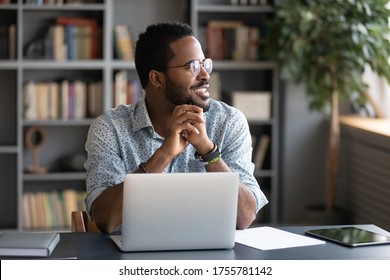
top-left (135, 21), bottom-right (194, 89)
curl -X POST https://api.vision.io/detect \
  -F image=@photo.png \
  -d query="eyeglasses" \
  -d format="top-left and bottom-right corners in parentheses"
top-left (166, 58), bottom-right (213, 76)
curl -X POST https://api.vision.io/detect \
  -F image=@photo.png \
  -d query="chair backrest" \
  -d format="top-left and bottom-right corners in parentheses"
top-left (71, 210), bottom-right (99, 232)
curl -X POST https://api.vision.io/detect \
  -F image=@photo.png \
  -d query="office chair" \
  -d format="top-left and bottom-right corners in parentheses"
top-left (71, 210), bottom-right (99, 232)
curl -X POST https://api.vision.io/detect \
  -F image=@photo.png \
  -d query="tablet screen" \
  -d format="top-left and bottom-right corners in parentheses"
top-left (304, 226), bottom-right (390, 247)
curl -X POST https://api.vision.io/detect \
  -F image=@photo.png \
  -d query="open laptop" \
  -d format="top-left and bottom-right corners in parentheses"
top-left (110, 172), bottom-right (239, 252)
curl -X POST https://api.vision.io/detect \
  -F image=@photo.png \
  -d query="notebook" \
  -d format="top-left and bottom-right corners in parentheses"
top-left (111, 172), bottom-right (239, 252)
top-left (0, 232), bottom-right (60, 257)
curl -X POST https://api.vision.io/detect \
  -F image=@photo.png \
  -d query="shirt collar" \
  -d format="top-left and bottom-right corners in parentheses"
top-left (133, 96), bottom-right (153, 132)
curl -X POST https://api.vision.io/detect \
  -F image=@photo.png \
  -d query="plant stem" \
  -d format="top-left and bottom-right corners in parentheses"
top-left (326, 90), bottom-right (340, 212)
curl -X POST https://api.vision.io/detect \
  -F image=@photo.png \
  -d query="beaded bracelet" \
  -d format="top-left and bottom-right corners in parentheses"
top-left (138, 162), bottom-right (149, 173)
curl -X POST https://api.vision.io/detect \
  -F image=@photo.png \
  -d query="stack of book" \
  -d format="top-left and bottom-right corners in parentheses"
top-left (199, 20), bottom-right (262, 61)
top-left (23, 79), bottom-right (103, 120)
top-left (22, 189), bottom-right (86, 230)
top-left (25, 16), bottom-right (102, 60)
top-left (54, 16), bottom-right (102, 60)
top-left (113, 70), bottom-right (143, 108)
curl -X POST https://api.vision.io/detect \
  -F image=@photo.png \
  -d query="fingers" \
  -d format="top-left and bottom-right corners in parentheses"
top-left (169, 104), bottom-right (207, 143)
top-left (180, 122), bottom-right (200, 136)
top-left (177, 105), bottom-right (204, 122)
top-left (173, 105), bottom-right (203, 119)
top-left (175, 104), bottom-right (203, 114)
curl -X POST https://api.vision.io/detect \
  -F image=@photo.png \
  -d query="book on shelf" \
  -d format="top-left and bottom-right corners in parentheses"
top-left (49, 81), bottom-right (60, 120)
top-left (87, 80), bottom-right (103, 118)
top-left (56, 15), bottom-right (98, 27)
top-left (53, 24), bottom-right (65, 61)
top-left (36, 82), bottom-right (50, 120)
top-left (231, 91), bottom-right (271, 121)
top-left (0, 24), bottom-right (15, 60)
top-left (73, 79), bottom-right (87, 119)
top-left (22, 189), bottom-right (86, 230)
top-left (232, 0), bottom-right (270, 5)
top-left (113, 24), bottom-right (135, 60)
top-left (55, 16), bottom-right (101, 60)
top-left (23, 79), bottom-right (102, 120)
top-left (253, 134), bottom-right (270, 170)
top-left (8, 24), bottom-right (16, 60)
top-left (114, 70), bottom-right (128, 107)
top-left (61, 79), bottom-right (69, 119)
top-left (0, 232), bottom-right (60, 257)
top-left (113, 70), bottom-right (142, 107)
top-left (204, 20), bottom-right (261, 61)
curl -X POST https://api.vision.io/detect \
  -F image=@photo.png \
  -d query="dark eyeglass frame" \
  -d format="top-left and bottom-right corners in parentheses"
top-left (166, 58), bottom-right (213, 76)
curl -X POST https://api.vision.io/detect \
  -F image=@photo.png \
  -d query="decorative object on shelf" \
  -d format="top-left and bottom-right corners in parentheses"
top-left (231, 91), bottom-right (271, 121)
top-left (24, 126), bottom-right (47, 174)
top-left (268, 0), bottom-right (390, 217)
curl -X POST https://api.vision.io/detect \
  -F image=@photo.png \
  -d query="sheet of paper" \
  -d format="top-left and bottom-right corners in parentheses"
top-left (235, 226), bottom-right (325, 250)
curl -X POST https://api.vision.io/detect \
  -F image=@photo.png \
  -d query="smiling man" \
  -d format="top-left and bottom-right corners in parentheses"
top-left (84, 21), bottom-right (268, 233)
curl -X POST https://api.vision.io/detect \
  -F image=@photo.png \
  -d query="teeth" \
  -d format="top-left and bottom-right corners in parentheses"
top-left (194, 88), bottom-right (206, 93)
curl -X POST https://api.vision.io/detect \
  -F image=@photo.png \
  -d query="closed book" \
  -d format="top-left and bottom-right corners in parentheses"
top-left (114, 25), bottom-right (134, 60)
top-left (0, 232), bottom-right (60, 257)
top-left (53, 24), bottom-right (65, 61)
top-left (254, 134), bottom-right (270, 169)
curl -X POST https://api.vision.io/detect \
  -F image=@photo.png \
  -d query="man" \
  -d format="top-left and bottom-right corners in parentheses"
top-left (85, 21), bottom-right (268, 233)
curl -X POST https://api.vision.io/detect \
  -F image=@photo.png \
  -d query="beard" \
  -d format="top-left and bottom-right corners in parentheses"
top-left (164, 78), bottom-right (210, 112)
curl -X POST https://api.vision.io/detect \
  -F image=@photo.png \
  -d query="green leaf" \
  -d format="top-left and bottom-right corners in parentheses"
top-left (267, 0), bottom-right (390, 112)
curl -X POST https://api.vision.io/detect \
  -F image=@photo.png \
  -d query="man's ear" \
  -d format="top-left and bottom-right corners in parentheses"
top-left (149, 70), bottom-right (164, 89)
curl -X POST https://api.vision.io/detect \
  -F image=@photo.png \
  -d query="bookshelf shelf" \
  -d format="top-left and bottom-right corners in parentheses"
top-left (0, 4), bottom-right (18, 10)
top-left (23, 119), bottom-right (94, 126)
top-left (22, 4), bottom-right (105, 11)
top-left (0, 146), bottom-right (18, 153)
top-left (21, 61), bottom-right (105, 69)
top-left (214, 61), bottom-right (276, 70)
top-left (23, 172), bottom-right (86, 181)
top-left (197, 4), bottom-right (275, 13)
top-left (0, 61), bottom-right (18, 68)
top-left (111, 61), bottom-right (136, 69)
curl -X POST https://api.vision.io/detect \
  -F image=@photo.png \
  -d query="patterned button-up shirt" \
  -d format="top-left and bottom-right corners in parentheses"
top-left (85, 97), bottom-right (268, 216)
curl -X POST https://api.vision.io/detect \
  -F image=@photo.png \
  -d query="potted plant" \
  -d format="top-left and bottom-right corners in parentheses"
top-left (267, 0), bottom-right (390, 219)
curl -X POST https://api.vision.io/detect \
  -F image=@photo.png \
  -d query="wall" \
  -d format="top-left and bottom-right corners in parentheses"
top-left (279, 82), bottom-right (328, 224)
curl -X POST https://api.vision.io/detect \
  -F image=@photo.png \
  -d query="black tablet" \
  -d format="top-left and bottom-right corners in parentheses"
top-left (304, 226), bottom-right (390, 247)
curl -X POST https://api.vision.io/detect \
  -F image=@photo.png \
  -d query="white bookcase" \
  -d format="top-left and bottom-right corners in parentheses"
top-left (0, 0), bottom-right (279, 230)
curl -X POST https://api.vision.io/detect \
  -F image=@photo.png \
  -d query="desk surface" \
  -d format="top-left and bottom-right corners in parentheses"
top-left (40, 224), bottom-right (390, 260)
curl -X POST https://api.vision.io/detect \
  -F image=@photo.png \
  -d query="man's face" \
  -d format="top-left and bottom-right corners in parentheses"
top-left (163, 36), bottom-right (211, 112)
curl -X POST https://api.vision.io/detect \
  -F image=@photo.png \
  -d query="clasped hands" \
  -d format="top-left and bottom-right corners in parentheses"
top-left (162, 104), bottom-right (214, 158)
